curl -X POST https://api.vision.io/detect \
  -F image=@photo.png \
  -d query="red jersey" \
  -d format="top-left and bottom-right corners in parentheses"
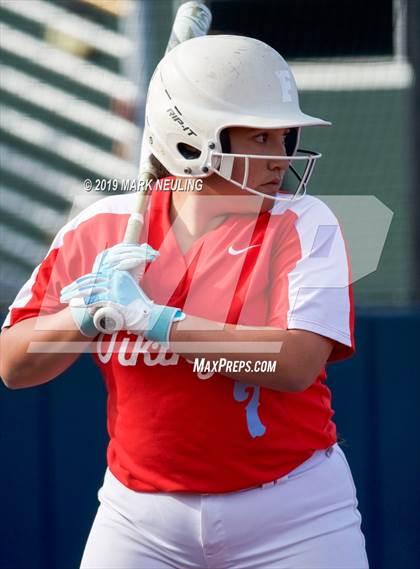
top-left (4, 181), bottom-right (354, 493)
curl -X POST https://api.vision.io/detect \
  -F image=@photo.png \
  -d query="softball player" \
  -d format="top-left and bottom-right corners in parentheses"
top-left (1, 36), bottom-right (369, 568)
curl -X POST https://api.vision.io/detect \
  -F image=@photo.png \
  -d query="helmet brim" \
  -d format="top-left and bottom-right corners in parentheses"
top-left (218, 112), bottom-right (331, 131)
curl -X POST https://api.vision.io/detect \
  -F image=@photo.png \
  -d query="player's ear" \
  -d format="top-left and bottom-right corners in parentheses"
top-left (220, 129), bottom-right (231, 153)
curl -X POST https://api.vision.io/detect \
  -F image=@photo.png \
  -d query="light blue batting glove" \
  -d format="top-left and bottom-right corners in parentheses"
top-left (92, 242), bottom-right (159, 281)
top-left (60, 267), bottom-right (185, 347)
top-left (60, 242), bottom-right (159, 337)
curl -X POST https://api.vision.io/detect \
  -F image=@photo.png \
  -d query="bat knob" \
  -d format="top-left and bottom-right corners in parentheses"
top-left (93, 306), bottom-right (125, 334)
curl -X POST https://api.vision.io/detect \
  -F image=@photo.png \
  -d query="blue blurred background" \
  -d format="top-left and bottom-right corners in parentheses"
top-left (1, 0), bottom-right (419, 568)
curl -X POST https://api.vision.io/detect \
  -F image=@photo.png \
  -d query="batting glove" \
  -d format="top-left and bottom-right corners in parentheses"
top-left (60, 242), bottom-right (159, 338)
top-left (61, 264), bottom-right (185, 347)
top-left (92, 242), bottom-right (159, 281)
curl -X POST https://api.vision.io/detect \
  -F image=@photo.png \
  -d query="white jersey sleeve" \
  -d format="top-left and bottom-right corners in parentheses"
top-left (269, 195), bottom-right (354, 361)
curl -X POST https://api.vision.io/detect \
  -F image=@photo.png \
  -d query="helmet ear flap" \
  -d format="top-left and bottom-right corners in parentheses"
top-left (285, 128), bottom-right (299, 156)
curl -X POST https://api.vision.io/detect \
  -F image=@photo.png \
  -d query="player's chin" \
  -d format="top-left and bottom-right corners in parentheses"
top-left (257, 182), bottom-right (282, 197)
top-left (252, 185), bottom-right (280, 210)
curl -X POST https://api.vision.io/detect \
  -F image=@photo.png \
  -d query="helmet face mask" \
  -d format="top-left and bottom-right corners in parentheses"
top-left (145, 35), bottom-right (330, 201)
top-left (211, 146), bottom-right (321, 202)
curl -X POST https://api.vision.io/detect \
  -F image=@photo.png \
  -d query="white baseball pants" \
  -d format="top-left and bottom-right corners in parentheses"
top-left (80, 444), bottom-right (369, 568)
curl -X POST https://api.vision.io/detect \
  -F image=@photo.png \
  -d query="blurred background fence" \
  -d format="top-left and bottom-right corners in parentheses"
top-left (1, 1), bottom-right (419, 568)
top-left (1, 0), bottom-right (418, 308)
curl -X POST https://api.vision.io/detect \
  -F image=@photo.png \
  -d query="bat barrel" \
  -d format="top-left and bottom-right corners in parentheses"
top-left (168, 2), bottom-right (212, 50)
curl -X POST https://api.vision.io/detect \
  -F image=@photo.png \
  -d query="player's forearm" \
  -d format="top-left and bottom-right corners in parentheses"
top-left (0, 308), bottom-right (92, 389)
top-left (170, 315), bottom-right (317, 392)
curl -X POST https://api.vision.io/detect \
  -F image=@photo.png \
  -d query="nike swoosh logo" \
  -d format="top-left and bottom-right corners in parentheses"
top-left (228, 244), bottom-right (261, 255)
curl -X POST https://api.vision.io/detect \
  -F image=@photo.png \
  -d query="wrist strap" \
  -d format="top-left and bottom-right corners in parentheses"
top-left (146, 305), bottom-right (185, 348)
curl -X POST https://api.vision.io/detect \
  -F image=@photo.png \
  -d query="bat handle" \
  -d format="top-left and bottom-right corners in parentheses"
top-left (123, 170), bottom-right (156, 243)
top-left (92, 171), bottom-right (157, 334)
top-left (124, 213), bottom-right (145, 244)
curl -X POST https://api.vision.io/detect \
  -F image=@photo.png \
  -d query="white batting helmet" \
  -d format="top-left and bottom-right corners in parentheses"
top-left (145, 35), bottom-right (330, 200)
